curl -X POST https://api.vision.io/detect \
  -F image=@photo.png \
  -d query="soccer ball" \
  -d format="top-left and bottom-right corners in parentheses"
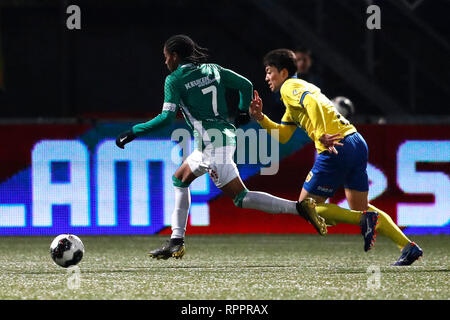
top-left (50, 234), bottom-right (85, 268)
top-left (332, 96), bottom-right (355, 120)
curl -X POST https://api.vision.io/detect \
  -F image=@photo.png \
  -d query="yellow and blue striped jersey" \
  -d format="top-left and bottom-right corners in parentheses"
top-left (259, 77), bottom-right (356, 153)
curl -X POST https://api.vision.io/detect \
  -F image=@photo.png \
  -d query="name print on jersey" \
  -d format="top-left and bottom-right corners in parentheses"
top-left (184, 75), bottom-right (220, 90)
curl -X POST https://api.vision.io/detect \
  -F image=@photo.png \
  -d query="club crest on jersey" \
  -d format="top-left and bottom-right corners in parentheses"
top-left (305, 171), bottom-right (313, 182)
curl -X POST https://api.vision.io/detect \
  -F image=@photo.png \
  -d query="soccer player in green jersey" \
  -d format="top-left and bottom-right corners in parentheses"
top-left (116, 35), bottom-right (327, 259)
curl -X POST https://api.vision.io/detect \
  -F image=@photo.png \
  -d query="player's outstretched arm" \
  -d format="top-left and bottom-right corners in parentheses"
top-left (115, 110), bottom-right (176, 149)
top-left (250, 90), bottom-right (296, 144)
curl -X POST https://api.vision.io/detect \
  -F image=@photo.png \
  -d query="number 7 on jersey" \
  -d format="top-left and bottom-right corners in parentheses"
top-left (202, 85), bottom-right (219, 116)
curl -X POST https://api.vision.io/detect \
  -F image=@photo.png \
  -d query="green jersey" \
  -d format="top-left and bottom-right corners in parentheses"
top-left (133, 63), bottom-right (253, 150)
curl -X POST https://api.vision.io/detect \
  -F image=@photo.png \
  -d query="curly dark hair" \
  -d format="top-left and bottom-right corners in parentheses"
top-left (164, 34), bottom-right (209, 64)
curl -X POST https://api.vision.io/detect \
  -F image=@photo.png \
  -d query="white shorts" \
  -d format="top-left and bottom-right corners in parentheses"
top-left (186, 146), bottom-right (240, 188)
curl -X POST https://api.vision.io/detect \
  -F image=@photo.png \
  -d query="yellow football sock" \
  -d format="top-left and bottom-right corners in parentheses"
top-left (368, 204), bottom-right (411, 250)
top-left (315, 203), bottom-right (411, 250)
top-left (315, 203), bottom-right (362, 226)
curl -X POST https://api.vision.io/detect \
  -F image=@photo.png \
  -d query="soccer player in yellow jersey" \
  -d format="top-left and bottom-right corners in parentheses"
top-left (249, 49), bottom-right (423, 266)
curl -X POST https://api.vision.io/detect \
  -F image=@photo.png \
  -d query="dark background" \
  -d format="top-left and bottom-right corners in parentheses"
top-left (0, 0), bottom-right (449, 122)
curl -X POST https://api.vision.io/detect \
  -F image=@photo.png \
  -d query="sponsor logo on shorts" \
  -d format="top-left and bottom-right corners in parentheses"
top-left (317, 185), bottom-right (333, 193)
top-left (209, 169), bottom-right (219, 182)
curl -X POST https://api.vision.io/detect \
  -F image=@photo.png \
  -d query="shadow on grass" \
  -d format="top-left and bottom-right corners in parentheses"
top-left (8, 264), bottom-right (449, 275)
top-left (6, 264), bottom-right (301, 275)
top-left (333, 267), bottom-right (450, 274)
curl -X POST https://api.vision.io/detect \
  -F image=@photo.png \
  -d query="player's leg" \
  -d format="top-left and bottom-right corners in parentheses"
top-left (343, 133), bottom-right (415, 249)
top-left (148, 151), bottom-right (205, 260)
top-left (344, 188), bottom-right (368, 211)
top-left (220, 178), bottom-right (327, 235)
top-left (366, 203), bottom-right (409, 249)
top-left (304, 134), bottom-right (379, 251)
top-left (299, 188), bottom-right (363, 226)
top-left (343, 133), bottom-right (422, 263)
top-left (366, 202), bottom-right (423, 265)
top-left (343, 188), bottom-right (378, 252)
top-left (169, 162), bottom-right (197, 241)
top-left (363, 205), bottom-right (410, 250)
top-left (366, 210), bottom-right (422, 265)
top-left (298, 187), bottom-right (327, 203)
top-left (298, 149), bottom-right (364, 229)
top-left (366, 202), bottom-right (412, 250)
top-left (314, 186), bottom-right (407, 254)
top-left (211, 146), bottom-right (295, 213)
top-left (299, 134), bottom-right (378, 248)
top-left (302, 187), bottom-right (379, 252)
top-left (345, 187), bottom-right (422, 264)
top-left (221, 176), bottom-right (297, 214)
top-left (214, 147), bottom-right (327, 235)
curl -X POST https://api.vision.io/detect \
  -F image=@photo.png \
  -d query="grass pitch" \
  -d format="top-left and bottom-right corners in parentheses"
top-left (0, 234), bottom-right (448, 300)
